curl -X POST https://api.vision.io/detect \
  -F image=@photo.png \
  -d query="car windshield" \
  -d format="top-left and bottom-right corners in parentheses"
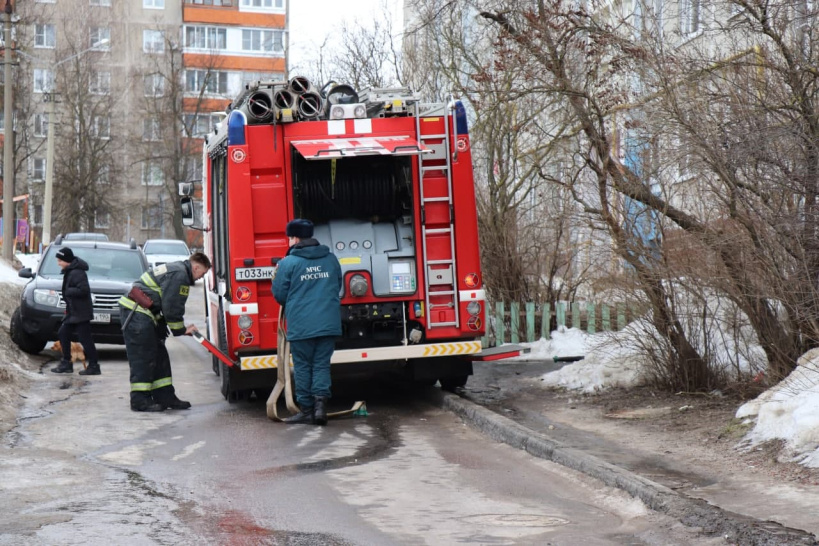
top-left (39, 247), bottom-right (145, 281)
top-left (143, 241), bottom-right (189, 255)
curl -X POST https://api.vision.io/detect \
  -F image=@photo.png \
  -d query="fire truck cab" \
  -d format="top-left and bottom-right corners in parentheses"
top-left (183, 78), bottom-right (498, 402)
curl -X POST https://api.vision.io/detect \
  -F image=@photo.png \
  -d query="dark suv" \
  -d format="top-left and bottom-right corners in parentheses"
top-left (10, 237), bottom-right (149, 354)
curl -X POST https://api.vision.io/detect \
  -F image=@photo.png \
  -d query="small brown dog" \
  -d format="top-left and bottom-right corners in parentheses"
top-left (51, 341), bottom-right (87, 369)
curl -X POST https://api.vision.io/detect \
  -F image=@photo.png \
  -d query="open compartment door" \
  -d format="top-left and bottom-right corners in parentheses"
top-left (292, 135), bottom-right (431, 160)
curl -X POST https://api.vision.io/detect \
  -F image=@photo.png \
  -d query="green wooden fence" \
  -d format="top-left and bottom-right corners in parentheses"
top-left (482, 301), bottom-right (639, 347)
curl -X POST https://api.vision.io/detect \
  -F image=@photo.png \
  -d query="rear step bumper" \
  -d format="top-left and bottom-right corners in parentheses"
top-left (468, 344), bottom-right (531, 361)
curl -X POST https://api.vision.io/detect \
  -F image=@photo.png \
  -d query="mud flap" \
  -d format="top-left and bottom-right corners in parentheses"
top-left (465, 344), bottom-right (531, 362)
top-left (191, 330), bottom-right (237, 368)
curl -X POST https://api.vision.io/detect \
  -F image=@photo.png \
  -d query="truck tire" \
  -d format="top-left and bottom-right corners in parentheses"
top-left (439, 375), bottom-right (469, 392)
top-left (217, 312), bottom-right (248, 403)
top-left (208, 322), bottom-right (219, 376)
top-left (217, 311), bottom-right (232, 400)
top-left (10, 308), bottom-right (47, 355)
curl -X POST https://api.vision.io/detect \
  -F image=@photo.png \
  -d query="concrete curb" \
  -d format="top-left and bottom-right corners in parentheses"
top-left (429, 389), bottom-right (818, 546)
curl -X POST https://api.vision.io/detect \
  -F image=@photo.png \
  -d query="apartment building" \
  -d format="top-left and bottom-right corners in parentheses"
top-left (8, 0), bottom-right (285, 248)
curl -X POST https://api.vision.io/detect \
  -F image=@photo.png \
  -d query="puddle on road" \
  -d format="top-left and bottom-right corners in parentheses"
top-left (459, 513), bottom-right (571, 528)
top-left (256, 418), bottom-right (399, 476)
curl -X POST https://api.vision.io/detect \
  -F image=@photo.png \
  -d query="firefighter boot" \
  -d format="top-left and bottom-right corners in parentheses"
top-left (79, 362), bottom-right (101, 376)
top-left (314, 396), bottom-right (328, 426)
top-left (283, 407), bottom-right (315, 424)
top-left (163, 395), bottom-right (192, 410)
top-left (131, 401), bottom-right (166, 412)
top-left (51, 360), bottom-right (73, 374)
top-left (131, 393), bottom-right (165, 412)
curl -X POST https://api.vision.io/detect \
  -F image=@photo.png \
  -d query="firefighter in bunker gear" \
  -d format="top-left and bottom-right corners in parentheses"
top-left (119, 252), bottom-right (211, 412)
top-left (272, 219), bottom-right (342, 425)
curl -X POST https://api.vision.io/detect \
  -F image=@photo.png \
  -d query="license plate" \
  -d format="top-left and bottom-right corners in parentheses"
top-left (235, 267), bottom-right (276, 281)
top-left (92, 313), bottom-right (111, 323)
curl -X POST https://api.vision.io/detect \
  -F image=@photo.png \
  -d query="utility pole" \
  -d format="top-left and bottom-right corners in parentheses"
top-left (285, 0), bottom-right (290, 79)
top-left (42, 93), bottom-right (57, 245)
top-left (39, 39), bottom-right (107, 246)
top-left (2, 0), bottom-right (14, 261)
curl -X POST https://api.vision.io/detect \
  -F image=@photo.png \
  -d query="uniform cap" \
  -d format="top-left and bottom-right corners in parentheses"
top-left (286, 219), bottom-right (314, 239)
top-left (56, 247), bottom-right (75, 262)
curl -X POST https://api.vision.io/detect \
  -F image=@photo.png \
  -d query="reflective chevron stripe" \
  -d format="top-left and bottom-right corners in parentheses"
top-left (241, 355), bottom-right (282, 370)
top-left (239, 341), bottom-right (483, 370)
top-left (421, 342), bottom-right (482, 357)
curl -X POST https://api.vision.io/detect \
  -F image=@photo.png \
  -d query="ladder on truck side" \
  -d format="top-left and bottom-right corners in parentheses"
top-left (416, 103), bottom-right (459, 329)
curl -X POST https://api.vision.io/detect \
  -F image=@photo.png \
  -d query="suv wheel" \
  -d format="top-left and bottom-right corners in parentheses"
top-left (10, 307), bottom-right (47, 355)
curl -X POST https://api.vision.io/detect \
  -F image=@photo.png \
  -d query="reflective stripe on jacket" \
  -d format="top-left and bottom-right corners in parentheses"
top-left (130, 260), bottom-right (195, 336)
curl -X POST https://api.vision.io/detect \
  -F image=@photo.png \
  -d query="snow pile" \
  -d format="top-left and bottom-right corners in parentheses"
top-left (16, 252), bottom-right (40, 273)
top-left (517, 324), bottom-right (646, 393)
top-left (735, 349), bottom-right (819, 468)
top-left (509, 293), bottom-right (819, 467)
top-left (3, 253), bottom-right (36, 286)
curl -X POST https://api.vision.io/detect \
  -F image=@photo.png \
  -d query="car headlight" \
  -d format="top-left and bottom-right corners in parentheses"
top-left (33, 289), bottom-right (61, 307)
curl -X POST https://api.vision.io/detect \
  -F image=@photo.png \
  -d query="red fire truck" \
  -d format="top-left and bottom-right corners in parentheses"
top-left (181, 77), bottom-right (523, 402)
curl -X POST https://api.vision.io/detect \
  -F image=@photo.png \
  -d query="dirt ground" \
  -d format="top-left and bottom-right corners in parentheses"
top-left (0, 282), bottom-right (48, 437)
top-left (544, 385), bottom-right (819, 487)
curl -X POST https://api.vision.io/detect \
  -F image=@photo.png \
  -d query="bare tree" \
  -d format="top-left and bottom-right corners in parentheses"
top-left (16, 4), bottom-right (124, 239)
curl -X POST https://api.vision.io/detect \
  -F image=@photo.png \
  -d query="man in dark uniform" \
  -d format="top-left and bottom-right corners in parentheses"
top-left (119, 251), bottom-right (211, 412)
top-left (272, 219), bottom-right (342, 425)
top-left (51, 246), bottom-right (101, 375)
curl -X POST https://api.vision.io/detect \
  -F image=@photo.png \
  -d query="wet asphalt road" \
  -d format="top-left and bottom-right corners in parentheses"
top-left (0, 290), bottom-right (720, 545)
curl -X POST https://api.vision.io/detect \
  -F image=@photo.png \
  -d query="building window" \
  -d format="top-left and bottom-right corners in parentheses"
top-left (182, 114), bottom-right (212, 137)
top-left (680, 0), bottom-right (701, 35)
top-left (185, 70), bottom-right (228, 95)
top-left (240, 71), bottom-right (281, 87)
top-left (143, 118), bottom-right (162, 141)
top-left (184, 0), bottom-right (233, 5)
top-left (34, 114), bottom-right (49, 137)
top-left (185, 156), bottom-right (203, 182)
top-left (33, 205), bottom-right (43, 225)
top-left (142, 205), bottom-right (162, 229)
top-left (143, 73), bottom-right (165, 97)
top-left (90, 0), bottom-right (111, 5)
top-left (143, 30), bottom-right (165, 54)
top-left (33, 69), bottom-right (54, 93)
top-left (35, 24), bottom-right (56, 48)
top-left (94, 211), bottom-right (111, 228)
top-left (95, 164), bottom-right (111, 185)
top-left (144, 0), bottom-right (165, 8)
top-left (241, 29), bottom-right (283, 53)
top-left (90, 27), bottom-right (111, 50)
top-left (142, 162), bottom-right (164, 186)
top-left (184, 26), bottom-right (227, 50)
top-left (32, 158), bottom-right (46, 181)
top-left (93, 116), bottom-right (110, 139)
top-left (240, 0), bottom-right (283, 7)
top-left (90, 71), bottom-right (111, 95)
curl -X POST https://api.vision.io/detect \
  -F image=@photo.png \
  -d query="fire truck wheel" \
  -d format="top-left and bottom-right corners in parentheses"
top-left (219, 361), bottom-right (248, 403)
top-left (219, 362), bottom-right (235, 401)
top-left (439, 375), bottom-right (469, 392)
top-left (207, 324), bottom-right (219, 376)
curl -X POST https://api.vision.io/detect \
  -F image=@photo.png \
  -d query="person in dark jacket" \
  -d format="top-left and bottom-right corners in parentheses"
top-left (51, 247), bottom-right (101, 375)
top-left (118, 251), bottom-right (211, 412)
top-left (272, 219), bottom-right (342, 425)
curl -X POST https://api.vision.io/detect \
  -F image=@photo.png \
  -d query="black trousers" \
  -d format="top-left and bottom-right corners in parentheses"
top-left (58, 321), bottom-right (99, 365)
top-left (121, 307), bottom-right (176, 406)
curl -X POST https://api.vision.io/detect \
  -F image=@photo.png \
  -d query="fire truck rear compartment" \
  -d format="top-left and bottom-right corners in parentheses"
top-left (292, 154), bottom-right (412, 222)
top-left (293, 152), bottom-right (420, 344)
